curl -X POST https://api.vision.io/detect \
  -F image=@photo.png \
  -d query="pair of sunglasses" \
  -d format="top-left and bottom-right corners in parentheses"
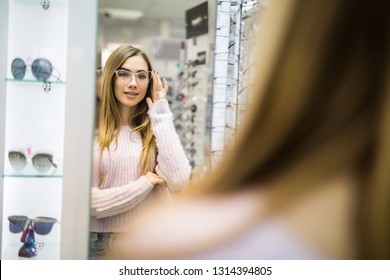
top-left (8, 150), bottom-right (57, 173)
top-left (8, 215), bottom-right (59, 235)
top-left (11, 57), bottom-right (61, 82)
top-left (8, 215), bottom-right (60, 235)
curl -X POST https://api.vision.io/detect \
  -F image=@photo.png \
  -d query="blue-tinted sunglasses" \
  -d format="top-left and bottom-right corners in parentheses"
top-left (11, 57), bottom-right (61, 82)
top-left (8, 215), bottom-right (60, 235)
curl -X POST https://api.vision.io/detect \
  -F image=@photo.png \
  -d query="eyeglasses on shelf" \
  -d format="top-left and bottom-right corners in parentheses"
top-left (8, 150), bottom-right (58, 174)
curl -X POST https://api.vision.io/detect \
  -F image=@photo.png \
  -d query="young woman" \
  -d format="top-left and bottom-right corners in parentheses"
top-left (89, 45), bottom-right (191, 258)
top-left (110, 0), bottom-right (390, 260)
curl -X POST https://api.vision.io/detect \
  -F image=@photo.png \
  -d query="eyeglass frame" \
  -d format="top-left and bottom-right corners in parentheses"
top-left (113, 68), bottom-right (153, 84)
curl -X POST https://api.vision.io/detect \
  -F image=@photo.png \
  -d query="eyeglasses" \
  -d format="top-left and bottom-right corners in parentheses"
top-left (8, 150), bottom-right (57, 173)
top-left (8, 215), bottom-right (60, 235)
top-left (11, 57), bottom-right (61, 82)
top-left (114, 69), bottom-right (152, 84)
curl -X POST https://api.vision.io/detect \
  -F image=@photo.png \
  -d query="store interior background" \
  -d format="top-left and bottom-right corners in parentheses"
top-left (98, 0), bottom-right (212, 67)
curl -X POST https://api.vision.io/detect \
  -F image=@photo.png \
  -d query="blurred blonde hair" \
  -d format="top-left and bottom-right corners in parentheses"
top-left (198, 0), bottom-right (390, 259)
top-left (98, 45), bottom-right (157, 178)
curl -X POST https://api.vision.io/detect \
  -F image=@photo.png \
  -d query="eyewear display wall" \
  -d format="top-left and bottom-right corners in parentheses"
top-left (0, 0), bottom-right (68, 259)
top-left (0, 0), bottom-right (97, 260)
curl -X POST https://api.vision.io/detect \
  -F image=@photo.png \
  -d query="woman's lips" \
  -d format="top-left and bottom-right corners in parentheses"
top-left (124, 92), bottom-right (138, 97)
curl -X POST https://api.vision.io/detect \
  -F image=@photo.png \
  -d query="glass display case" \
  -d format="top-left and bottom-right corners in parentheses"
top-left (0, 0), bottom-right (97, 259)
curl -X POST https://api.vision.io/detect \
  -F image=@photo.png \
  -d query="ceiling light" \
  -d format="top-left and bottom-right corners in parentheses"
top-left (99, 8), bottom-right (144, 21)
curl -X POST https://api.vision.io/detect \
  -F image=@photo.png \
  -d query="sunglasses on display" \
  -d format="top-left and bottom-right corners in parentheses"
top-left (8, 150), bottom-right (57, 173)
top-left (114, 69), bottom-right (152, 84)
top-left (8, 215), bottom-right (60, 235)
top-left (11, 57), bottom-right (62, 82)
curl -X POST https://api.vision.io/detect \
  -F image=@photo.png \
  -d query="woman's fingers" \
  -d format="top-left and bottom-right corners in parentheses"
top-left (151, 71), bottom-right (168, 100)
top-left (157, 177), bottom-right (167, 187)
top-left (152, 71), bottom-right (162, 90)
top-left (146, 97), bottom-right (153, 108)
top-left (162, 78), bottom-right (168, 97)
top-left (144, 171), bottom-right (166, 186)
top-left (147, 71), bottom-right (168, 107)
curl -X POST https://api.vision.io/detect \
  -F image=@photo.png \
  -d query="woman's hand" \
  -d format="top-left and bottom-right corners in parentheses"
top-left (144, 171), bottom-right (166, 187)
top-left (146, 71), bottom-right (168, 108)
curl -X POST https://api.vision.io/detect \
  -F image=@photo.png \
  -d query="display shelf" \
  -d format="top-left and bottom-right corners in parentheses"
top-left (2, 174), bottom-right (63, 178)
top-left (5, 78), bottom-right (66, 85)
top-left (5, 78), bottom-right (66, 93)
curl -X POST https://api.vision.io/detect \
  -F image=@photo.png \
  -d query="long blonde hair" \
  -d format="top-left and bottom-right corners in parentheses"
top-left (198, 0), bottom-right (390, 259)
top-left (98, 45), bottom-right (157, 179)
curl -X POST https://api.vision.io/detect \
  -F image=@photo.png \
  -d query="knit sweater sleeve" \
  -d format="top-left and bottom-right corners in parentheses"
top-left (148, 99), bottom-right (192, 191)
top-left (91, 176), bottom-right (153, 219)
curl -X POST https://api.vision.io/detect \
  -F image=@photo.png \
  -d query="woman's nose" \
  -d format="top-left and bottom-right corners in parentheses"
top-left (128, 74), bottom-right (137, 87)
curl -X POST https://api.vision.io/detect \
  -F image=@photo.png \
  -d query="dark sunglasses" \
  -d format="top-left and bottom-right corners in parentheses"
top-left (11, 57), bottom-right (61, 82)
top-left (8, 215), bottom-right (60, 235)
top-left (8, 150), bottom-right (57, 173)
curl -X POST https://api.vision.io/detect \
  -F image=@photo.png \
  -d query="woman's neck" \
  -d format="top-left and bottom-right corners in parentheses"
top-left (118, 106), bottom-right (136, 125)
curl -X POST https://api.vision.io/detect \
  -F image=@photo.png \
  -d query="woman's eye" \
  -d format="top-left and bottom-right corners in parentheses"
top-left (118, 71), bottom-right (129, 77)
top-left (137, 72), bottom-right (148, 80)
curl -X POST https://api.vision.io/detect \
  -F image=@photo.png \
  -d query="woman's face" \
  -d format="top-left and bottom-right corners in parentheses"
top-left (114, 55), bottom-right (150, 112)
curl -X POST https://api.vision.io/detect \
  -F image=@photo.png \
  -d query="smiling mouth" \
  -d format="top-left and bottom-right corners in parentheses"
top-left (125, 92), bottom-right (138, 97)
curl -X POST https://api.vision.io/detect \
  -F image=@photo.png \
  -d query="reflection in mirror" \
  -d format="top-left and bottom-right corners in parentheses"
top-left (90, 0), bottom-right (217, 260)
top-left (96, 0), bottom-right (216, 184)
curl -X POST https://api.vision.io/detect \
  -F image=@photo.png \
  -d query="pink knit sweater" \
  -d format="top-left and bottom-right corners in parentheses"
top-left (90, 100), bottom-right (191, 232)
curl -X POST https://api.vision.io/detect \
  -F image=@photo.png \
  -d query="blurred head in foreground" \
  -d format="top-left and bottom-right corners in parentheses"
top-left (110, 0), bottom-right (390, 259)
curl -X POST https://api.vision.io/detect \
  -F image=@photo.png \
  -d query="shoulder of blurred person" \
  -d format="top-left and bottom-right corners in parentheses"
top-left (110, 187), bottom-right (265, 259)
top-left (109, 172), bottom-right (358, 260)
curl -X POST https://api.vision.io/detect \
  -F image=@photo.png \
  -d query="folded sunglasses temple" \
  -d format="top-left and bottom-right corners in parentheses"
top-left (45, 155), bottom-right (58, 169)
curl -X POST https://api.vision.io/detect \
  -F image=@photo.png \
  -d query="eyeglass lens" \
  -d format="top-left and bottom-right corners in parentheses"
top-left (8, 151), bottom-right (27, 171)
top-left (32, 153), bottom-right (57, 172)
top-left (8, 215), bottom-right (28, 233)
top-left (31, 59), bottom-right (53, 82)
top-left (34, 217), bottom-right (57, 235)
top-left (11, 58), bottom-right (26, 80)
